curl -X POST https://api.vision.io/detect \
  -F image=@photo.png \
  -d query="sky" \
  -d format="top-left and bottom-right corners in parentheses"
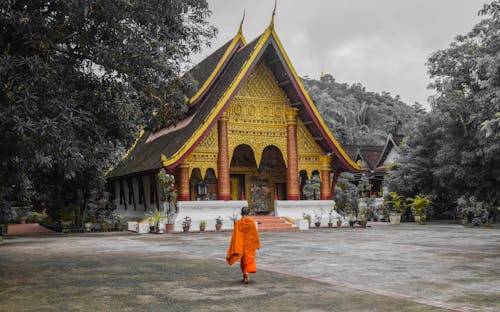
top-left (190, 0), bottom-right (487, 109)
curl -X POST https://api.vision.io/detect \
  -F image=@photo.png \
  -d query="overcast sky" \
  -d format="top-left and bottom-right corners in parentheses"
top-left (190, 0), bottom-right (486, 109)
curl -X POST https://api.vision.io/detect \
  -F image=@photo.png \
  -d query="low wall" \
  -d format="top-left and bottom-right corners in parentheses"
top-left (275, 200), bottom-right (344, 226)
top-left (174, 200), bottom-right (248, 232)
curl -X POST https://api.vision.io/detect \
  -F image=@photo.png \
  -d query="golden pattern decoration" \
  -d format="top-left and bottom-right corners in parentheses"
top-left (297, 120), bottom-right (324, 175)
top-left (236, 61), bottom-right (290, 100)
top-left (227, 60), bottom-right (290, 166)
top-left (187, 153), bottom-right (218, 180)
top-left (193, 125), bottom-right (218, 153)
top-left (189, 125), bottom-right (218, 179)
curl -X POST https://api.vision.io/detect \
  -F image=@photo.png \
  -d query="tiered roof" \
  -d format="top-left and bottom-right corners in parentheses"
top-left (108, 19), bottom-right (360, 179)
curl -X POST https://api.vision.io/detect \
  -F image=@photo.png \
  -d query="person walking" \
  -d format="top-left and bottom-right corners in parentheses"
top-left (226, 206), bottom-right (260, 284)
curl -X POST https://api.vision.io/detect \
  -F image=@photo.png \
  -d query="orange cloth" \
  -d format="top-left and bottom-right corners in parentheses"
top-left (226, 217), bottom-right (260, 270)
top-left (240, 250), bottom-right (256, 274)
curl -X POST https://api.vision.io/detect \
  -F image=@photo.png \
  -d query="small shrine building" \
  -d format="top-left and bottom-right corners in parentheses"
top-left (344, 134), bottom-right (404, 197)
top-left (107, 15), bottom-right (360, 230)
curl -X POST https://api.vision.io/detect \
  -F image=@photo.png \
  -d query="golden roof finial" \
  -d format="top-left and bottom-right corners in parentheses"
top-left (238, 9), bottom-right (245, 35)
top-left (268, 0), bottom-right (277, 30)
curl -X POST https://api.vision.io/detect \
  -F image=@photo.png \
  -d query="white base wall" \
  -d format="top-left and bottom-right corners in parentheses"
top-left (275, 200), bottom-right (345, 226)
top-left (174, 200), bottom-right (248, 232)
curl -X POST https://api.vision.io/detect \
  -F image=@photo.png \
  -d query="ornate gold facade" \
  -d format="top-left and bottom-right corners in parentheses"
top-left (297, 120), bottom-right (324, 176)
top-left (188, 60), bottom-right (325, 180)
top-left (187, 125), bottom-right (218, 180)
top-left (227, 60), bottom-right (289, 167)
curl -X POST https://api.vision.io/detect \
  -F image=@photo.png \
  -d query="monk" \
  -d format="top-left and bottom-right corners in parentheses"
top-left (226, 206), bottom-right (260, 284)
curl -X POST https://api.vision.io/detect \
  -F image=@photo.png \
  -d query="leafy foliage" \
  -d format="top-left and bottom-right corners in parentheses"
top-left (303, 76), bottom-right (422, 145)
top-left (0, 0), bottom-right (216, 222)
top-left (334, 172), bottom-right (360, 214)
top-left (388, 1), bottom-right (500, 217)
top-left (406, 195), bottom-right (432, 217)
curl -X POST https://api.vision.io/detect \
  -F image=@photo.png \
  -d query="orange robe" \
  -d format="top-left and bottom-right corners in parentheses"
top-left (226, 217), bottom-right (260, 274)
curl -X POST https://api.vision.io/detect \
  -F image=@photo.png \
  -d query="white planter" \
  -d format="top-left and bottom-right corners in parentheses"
top-left (389, 214), bottom-right (401, 225)
top-left (84, 222), bottom-right (93, 232)
top-left (127, 221), bottom-right (138, 232)
top-left (297, 219), bottom-right (310, 230)
top-left (137, 223), bottom-right (150, 234)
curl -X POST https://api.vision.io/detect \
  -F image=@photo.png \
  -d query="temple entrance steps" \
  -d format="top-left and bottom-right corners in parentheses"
top-left (6, 223), bottom-right (56, 236)
top-left (252, 216), bottom-right (299, 232)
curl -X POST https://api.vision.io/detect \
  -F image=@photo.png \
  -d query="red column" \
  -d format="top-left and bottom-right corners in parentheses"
top-left (286, 108), bottom-right (300, 200)
top-left (320, 155), bottom-right (332, 200)
top-left (217, 111), bottom-right (231, 200)
top-left (330, 169), bottom-right (341, 197)
top-left (178, 162), bottom-right (190, 201)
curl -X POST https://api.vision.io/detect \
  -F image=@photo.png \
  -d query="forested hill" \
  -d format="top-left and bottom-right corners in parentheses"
top-left (302, 74), bottom-right (423, 145)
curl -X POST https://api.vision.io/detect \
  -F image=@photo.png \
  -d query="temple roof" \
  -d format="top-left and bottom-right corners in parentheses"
top-left (374, 133), bottom-right (404, 170)
top-left (358, 146), bottom-right (385, 170)
top-left (108, 24), bottom-right (360, 179)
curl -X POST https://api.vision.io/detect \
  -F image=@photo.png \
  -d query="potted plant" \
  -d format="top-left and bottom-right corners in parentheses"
top-left (199, 220), bottom-right (206, 232)
top-left (146, 208), bottom-right (166, 234)
top-left (182, 216), bottom-right (191, 232)
top-left (327, 207), bottom-right (336, 227)
top-left (407, 195), bottom-right (431, 224)
top-left (82, 210), bottom-right (94, 232)
top-left (347, 213), bottom-right (356, 227)
top-left (336, 216), bottom-right (343, 227)
top-left (114, 214), bottom-right (124, 231)
top-left (302, 212), bottom-right (312, 227)
top-left (313, 209), bottom-right (324, 228)
top-left (357, 199), bottom-right (368, 228)
top-left (215, 216), bottom-right (223, 231)
top-left (158, 168), bottom-right (177, 232)
top-left (384, 192), bottom-right (405, 224)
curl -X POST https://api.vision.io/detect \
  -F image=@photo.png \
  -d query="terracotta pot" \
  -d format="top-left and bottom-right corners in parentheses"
top-left (328, 223), bottom-right (333, 228)
top-left (314, 222), bottom-right (321, 228)
top-left (199, 226), bottom-right (205, 232)
top-left (166, 224), bottom-right (174, 232)
top-left (215, 223), bottom-right (222, 231)
top-left (183, 226), bottom-right (190, 232)
top-left (336, 221), bottom-right (342, 227)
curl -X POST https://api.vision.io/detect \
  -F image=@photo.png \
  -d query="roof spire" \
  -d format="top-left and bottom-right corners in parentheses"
top-left (268, 0), bottom-right (277, 30)
top-left (238, 9), bottom-right (245, 35)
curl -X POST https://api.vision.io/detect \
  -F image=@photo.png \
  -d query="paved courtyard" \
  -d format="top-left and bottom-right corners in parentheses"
top-left (1, 223), bottom-right (499, 311)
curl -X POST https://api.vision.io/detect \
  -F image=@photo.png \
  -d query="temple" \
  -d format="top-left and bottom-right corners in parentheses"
top-left (344, 133), bottom-right (404, 197)
top-left (107, 14), bottom-right (360, 230)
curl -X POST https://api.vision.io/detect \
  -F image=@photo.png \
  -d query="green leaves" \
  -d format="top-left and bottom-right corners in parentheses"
top-left (388, 2), bottom-right (500, 217)
top-left (0, 0), bottom-right (216, 220)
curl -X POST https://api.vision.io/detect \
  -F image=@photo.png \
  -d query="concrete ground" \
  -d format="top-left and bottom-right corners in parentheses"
top-left (0, 223), bottom-right (499, 311)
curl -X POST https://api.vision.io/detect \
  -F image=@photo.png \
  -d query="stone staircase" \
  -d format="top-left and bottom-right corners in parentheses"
top-left (6, 223), bottom-right (56, 236)
top-left (252, 216), bottom-right (299, 232)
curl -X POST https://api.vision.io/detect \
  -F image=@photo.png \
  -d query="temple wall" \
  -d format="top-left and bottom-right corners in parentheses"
top-left (113, 176), bottom-right (160, 221)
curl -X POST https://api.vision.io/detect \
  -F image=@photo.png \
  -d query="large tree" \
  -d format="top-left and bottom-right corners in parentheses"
top-left (388, 1), bottom-right (500, 216)
top-left (0, 0), bottom-right (216, 222)
top-left (303, 76), bottom-right (421, 146)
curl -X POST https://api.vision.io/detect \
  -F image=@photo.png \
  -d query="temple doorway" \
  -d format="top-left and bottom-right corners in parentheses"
top-left (252, 145), bottom-right (286, 214)
top-left (230, 144), bottom-right (286, 215)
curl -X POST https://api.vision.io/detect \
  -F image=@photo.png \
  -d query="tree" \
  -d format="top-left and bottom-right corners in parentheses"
top-left (303, 75), bottom-right (421, 146)
top-left (0, 1), bottom-right (216, 222)
top-left (388, 1), bottom-right (500, 217)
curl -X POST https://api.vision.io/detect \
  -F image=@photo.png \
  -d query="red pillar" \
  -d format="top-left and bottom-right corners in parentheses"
top-left (330, 170), bottom-right (341, 197)
top-left (217, 111), bottom-right (231, 200)
top-left (320, 155), bottom-right (332, 200)
top-left (286, 108), bottom-right (300, 200)
top-left (178, 162), bottom-right (190, 201)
